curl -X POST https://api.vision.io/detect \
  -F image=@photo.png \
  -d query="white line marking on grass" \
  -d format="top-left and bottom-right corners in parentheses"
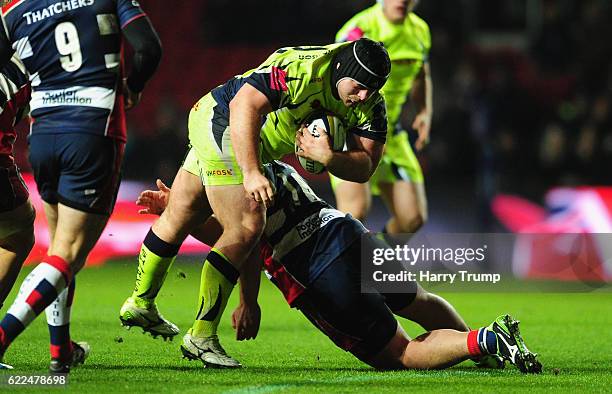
top-left (221, 374), bottom-right (425, 394)
top-left (222, 384), bottom-right (292, 394)
top-left (220, 368), bottom-right (493, 394)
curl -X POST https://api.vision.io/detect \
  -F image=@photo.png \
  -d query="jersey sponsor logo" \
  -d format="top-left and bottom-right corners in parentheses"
top-left (297, 54), bottom-right (321, 60)
top-left (205, 169), bottom-right (233, 177)
top-left (21, 0), bottom-right (94, 25)
top-left (296, 209), bottom-right (343, 240)
top-left (30, 86), bottom-right (115, 110)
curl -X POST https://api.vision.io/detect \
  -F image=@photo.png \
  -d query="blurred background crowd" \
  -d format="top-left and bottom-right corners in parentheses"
top-left (13, 0), bottom-right (612, 231)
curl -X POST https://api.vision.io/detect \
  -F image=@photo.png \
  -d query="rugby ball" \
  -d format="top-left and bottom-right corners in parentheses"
top-left (295, 114), bottom-right (346, 174)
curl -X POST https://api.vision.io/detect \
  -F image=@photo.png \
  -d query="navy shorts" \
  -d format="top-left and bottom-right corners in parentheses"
top-left (28, 133), bottom-right (124, 215)
top-left (0, 157), bottom-right (29, 213)
top-left (295, 235), bottom-right (418, 361)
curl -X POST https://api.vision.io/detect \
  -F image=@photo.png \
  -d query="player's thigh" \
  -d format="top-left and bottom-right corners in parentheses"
top-left (29, 133), bottom-right (125, 216)
top-left (297, 242), bottom-right (398, 363)
top-left (188, 100), bottom-right (264, 233)
top-left (50, 203), bottom-right (110, 272)
top-left (205, 184), bottom-right (265, 239)
top-left (28, 134), bottom-right (60, 205)
top-left (153, 165), bottom-right (210, 243)
top-left (188, 94), bottom-right (245, 187)
top-left (330, 174), bottom-right (371, 220)
top-left (173, 147), bottom-right (211, 218)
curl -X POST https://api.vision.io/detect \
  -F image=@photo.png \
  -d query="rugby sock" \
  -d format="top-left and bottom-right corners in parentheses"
top-left (467, 328), bottom-right (498, 356)
top-left (46, 278), bottom-right (75, 361)
top-left (131, 229), bottom-right (180, 307)
top-left (0, 256), bottom-right (71, 354)
top-left (191, 249), bottom-right (239, 337)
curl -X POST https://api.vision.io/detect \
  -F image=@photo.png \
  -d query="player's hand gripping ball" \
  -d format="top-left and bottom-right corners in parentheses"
top-left (295, 114), bottom-right (346, 174)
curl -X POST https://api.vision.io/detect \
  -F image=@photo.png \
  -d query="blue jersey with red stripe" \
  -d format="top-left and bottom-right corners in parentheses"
top-left (261, 161), bottom-right (368, 304)
top-left (1, 0), bottom-right (147, 141)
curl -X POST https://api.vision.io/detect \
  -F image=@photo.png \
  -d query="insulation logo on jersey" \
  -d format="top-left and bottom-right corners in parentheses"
top-left (295, 211), bottom-right (339, 240)
top-left (41, 90), bottom-right (92, 105)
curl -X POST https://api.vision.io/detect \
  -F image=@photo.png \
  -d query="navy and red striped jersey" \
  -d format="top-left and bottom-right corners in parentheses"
top-left (0, 54), bottom-right (30, 162)
top-left (261, 161), bottom-right (368, 303)
top-left (1, 0), bottom-right (147, 141)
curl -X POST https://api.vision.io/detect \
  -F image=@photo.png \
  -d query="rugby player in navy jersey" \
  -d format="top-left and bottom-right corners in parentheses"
top-left (0, 0), bottom-right (161, 372)
top-left (131, 161), bottom-right (542, 373)
top-left (0, 54), bottom-right (32, 312)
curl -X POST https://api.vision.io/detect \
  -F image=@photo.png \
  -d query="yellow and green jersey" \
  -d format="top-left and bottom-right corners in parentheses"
top-left (208, 43), bottom-right (388, 163)
top-left (336, 3), bottom-right (431, 131)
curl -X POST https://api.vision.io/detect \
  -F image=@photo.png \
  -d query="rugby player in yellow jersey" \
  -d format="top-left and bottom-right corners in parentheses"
top-left (119, 39), bottom-right (391, 367)
top-left (331, 0), bottom-right (432, 237)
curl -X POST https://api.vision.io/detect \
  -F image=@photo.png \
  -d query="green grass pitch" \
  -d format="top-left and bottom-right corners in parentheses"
top-left (1, 259), bottom-right (610, 393)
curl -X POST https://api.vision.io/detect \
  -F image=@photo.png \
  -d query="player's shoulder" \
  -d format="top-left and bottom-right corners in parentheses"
top-left (256, 43), bottom-right (345, 84)
top-left (348, 92), bottom-right (387, 135)
top-left (407, 12), bottom-right (431, 39)
top-left (267, 43), bottom-right (343, 66)
top-left (342, 4), bottom-right (380, 29)
top-left (336, 4), bottom-right (380, 41)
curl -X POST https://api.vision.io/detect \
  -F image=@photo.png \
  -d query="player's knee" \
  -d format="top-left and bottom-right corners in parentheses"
top-left (153, 203), bottom-right (201, 244)
top-left (168, 185), bottom-right (207, 217)
top-left (50, 234), bottom-right (86, 268)
top-left (395, 210), bottom-right (427, 233)
top-left (159, 207), bottom-right (191, 235)
top-left (222, 218), bottom-right (265, 248)
top-left (364, 326), bottom-right (410, 370)
top-left (238, 222), bottom-right (265, 246)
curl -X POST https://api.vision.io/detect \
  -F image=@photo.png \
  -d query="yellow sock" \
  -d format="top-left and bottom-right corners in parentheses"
top-left (131, 229), bottom-right (179, 307)
top-left (191, 248), bottom-right (239, 337)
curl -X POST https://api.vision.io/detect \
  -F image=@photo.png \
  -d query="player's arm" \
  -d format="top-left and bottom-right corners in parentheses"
top-left (0, 19), bottom-right (14, 68)
top-left (296, 129), bottom-right (384, 183)
top-left (329, 134), bottom-right (384, 182)
top-left (121, 16), bottom-right (162, 108)
top-left (229, 83), bottom-right (274, 204)
top-left (411, 62), bottom-right (433, 151)
top-left (232, 248), bottom-right (262, 341)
